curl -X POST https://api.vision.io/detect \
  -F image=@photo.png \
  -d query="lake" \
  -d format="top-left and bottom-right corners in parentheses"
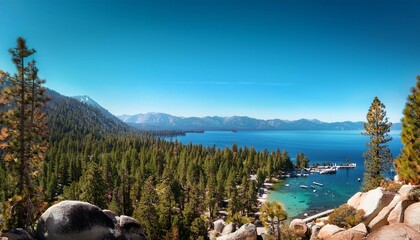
top-left (168, 130), bottom-right (403, 218)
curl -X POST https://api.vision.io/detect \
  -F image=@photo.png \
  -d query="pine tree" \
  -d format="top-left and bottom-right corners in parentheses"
top-left (362, 97), bottom-right (393, 191)
top-left (395, 76), bottom-right (420, 184)
top-left (189, 216), bottom-right (208, 240)
top-left (260, 201), bottom-right (287, 240)
top-left (0, 37), bottom-right (48, 231)
top-left (79, 162), bottom-right (107, 209)
top-left (134, 176), bottom-right (160, 240)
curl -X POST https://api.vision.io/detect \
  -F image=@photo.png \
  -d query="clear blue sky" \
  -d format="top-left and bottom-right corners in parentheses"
top-left (1, 0), bottom-right (419, 122)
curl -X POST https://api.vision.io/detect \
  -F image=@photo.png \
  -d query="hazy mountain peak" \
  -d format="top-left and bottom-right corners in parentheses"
top-left (117, 112), bottom-right (397, 131)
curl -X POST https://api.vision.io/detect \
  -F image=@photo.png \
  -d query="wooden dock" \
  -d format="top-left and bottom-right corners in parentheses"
top-left (302, 209), bottom-right (334, 223)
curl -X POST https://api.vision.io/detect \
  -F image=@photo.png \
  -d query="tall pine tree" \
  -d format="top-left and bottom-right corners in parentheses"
top-left (362, 97), bottom-right (393, 191)
top-left (0, 37), bottom-right (48, 231)
top-left (395, 76), bottom-right (420, 184)
top-left (79, 162), bottom-right (107, 209)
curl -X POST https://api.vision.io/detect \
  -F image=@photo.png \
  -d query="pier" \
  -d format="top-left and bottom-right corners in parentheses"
top-left (302, 209), bottom-right (334, 223)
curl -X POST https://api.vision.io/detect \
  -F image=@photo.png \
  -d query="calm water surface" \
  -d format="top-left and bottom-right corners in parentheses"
top-left (169, 130), bottom-right (402, 218)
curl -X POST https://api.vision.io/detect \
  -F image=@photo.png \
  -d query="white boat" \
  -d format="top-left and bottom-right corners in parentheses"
top-left (285, 184), bottom-right (290, 187)
top-left (313, 181), bottom-right (324, 186)
top-left (300, 185), bottom-right (308, 188)
top-left (319, 167), bottom-right (337, 174)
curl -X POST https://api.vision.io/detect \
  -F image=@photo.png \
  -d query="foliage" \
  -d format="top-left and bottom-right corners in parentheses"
top-left (380, 180), bottom-right (402, 193)
top-left (0, 37), bottom-right (48, 231)
top-left (260, 201), bottom-right (287, 240)
top-left (189, 216), bottom-right (208, 240)
top-left (395, 76), bottom-right (420, 184)
top-left (327, 204), bottom-right (365, 228)
top-left (133, 176), bottom-right (160, 240)
top-left (296, 153), bottom-right (310, 169)
top-left (79, 162), bottom-right (107, 209)
top-left (226, 212), bottom-right (252, 226)
top-left (362, 97), bottom-right (393, 192)
top-left (0, 38), bottom-right (297, 237)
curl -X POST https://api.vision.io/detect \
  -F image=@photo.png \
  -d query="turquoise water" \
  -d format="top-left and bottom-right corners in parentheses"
top-left (169, 130), bottom-right (402, 218)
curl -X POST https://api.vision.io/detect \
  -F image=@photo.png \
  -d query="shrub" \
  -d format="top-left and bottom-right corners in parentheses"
top-left (380, 180), bottom-right (402, 193)
top-left (327, 204), bottom-right (365, 228)
top-left (226, 212), bottom-right (251, 226)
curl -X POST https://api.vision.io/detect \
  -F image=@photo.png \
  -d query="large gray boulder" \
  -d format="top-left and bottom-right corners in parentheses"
top-left (216, 223), bottom-right (257, 240)
top-left (221, 223), bottom-right (237, 236)
top-left (103, 210), bottom-right (118, 224)
top-left (36, 201), bottom-right (116, 240)
top-left (367, 223), bottom-right (420, 240)
top-left (368, 194), bottom-right (400, 231)
top-left (330, 223), bottom-right (367, 240)
top-left (404, 202), bottom-right (420, 231)
top-left (118, 215), bottom-right (146, 240)
top-left (316, 224), bottom-right (344, 240)
top-left (1, 229), bottom-right (34, 240)
top-left (213, 219), bottom-right (226, 234)
top-left (289, 218), bottom-right (307, 237)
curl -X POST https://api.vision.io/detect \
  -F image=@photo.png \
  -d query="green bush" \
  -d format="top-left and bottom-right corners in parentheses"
top-left (327, 204), bottom-right (365, 228)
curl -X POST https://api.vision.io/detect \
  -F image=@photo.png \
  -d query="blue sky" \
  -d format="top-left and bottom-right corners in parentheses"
top-left (1, 0), bottom-right (419, 122)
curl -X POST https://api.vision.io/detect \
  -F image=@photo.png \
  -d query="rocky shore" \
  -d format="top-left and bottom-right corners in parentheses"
top-left (289, 183), bottom-right (420, 239)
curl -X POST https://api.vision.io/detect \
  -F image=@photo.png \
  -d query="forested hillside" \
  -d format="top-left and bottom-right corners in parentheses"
top-left (1, 85), bottom-right (295, 239)
top-left (45, 89), bottom-right (131, 140)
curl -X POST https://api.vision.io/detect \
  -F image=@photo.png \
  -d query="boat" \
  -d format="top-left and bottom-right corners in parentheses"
top-left (303, 174), bottom-right (309, 177)
top-left (358, 178), bottom-right (361, 182)
top-left (313, 181), bottom-right (324, 187)
top-left (313, 190), bottom-right (317, 193)
top-left (300, 185), bottom-right (308, 188)
top-left (319, 167), bottom-right (337, 174)
top-left (285, 184), bottom-right (290, 187)
top-left (338, 163), bottom-right (357, 168)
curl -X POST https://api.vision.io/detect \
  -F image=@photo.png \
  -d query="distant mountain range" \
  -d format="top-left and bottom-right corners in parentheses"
top-left (118, 112), bottom-right (402, 131)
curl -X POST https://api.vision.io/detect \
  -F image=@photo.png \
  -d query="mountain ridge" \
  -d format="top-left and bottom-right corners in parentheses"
top-left (117, 112), bottom-right (402, 131)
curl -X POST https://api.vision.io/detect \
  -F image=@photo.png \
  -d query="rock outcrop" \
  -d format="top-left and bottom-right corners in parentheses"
top-left (1, 229), bottom-right (35, 240)
top-left (330, 223), bottom-right (367, 240)
top-left (347, 192), bottom-right (363, 208)
top-left (399, 185), bottom-right (420, 201)
top-left (367, 223), bottom-right (420, 240)
top-left (221, 223), bottom-right (236, 236)
top-left (316, 224), bottom-right (344, 240)
top-left (368, 194), bottom-right (400, 231)
top-left (118, 215), bottom-right (146, 240)
top-left (216, 223), bottom-right (257, 240)
top-left (347, 188), bottom-right (394, 224)
top-left (289, 218), bottom-right (307, 237)
top-left (213, 219), bottom-right (226, 234)
top-left (404, 202), bottom-right (420, 231)
top-left (36, 201), bottom-right (115, 240)
top-left (307, 185), bottom-right (420, 239)
top-left (387, 199), bottom-right (416, 224)
top-left (35, 201), bottom-right (146, 240)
